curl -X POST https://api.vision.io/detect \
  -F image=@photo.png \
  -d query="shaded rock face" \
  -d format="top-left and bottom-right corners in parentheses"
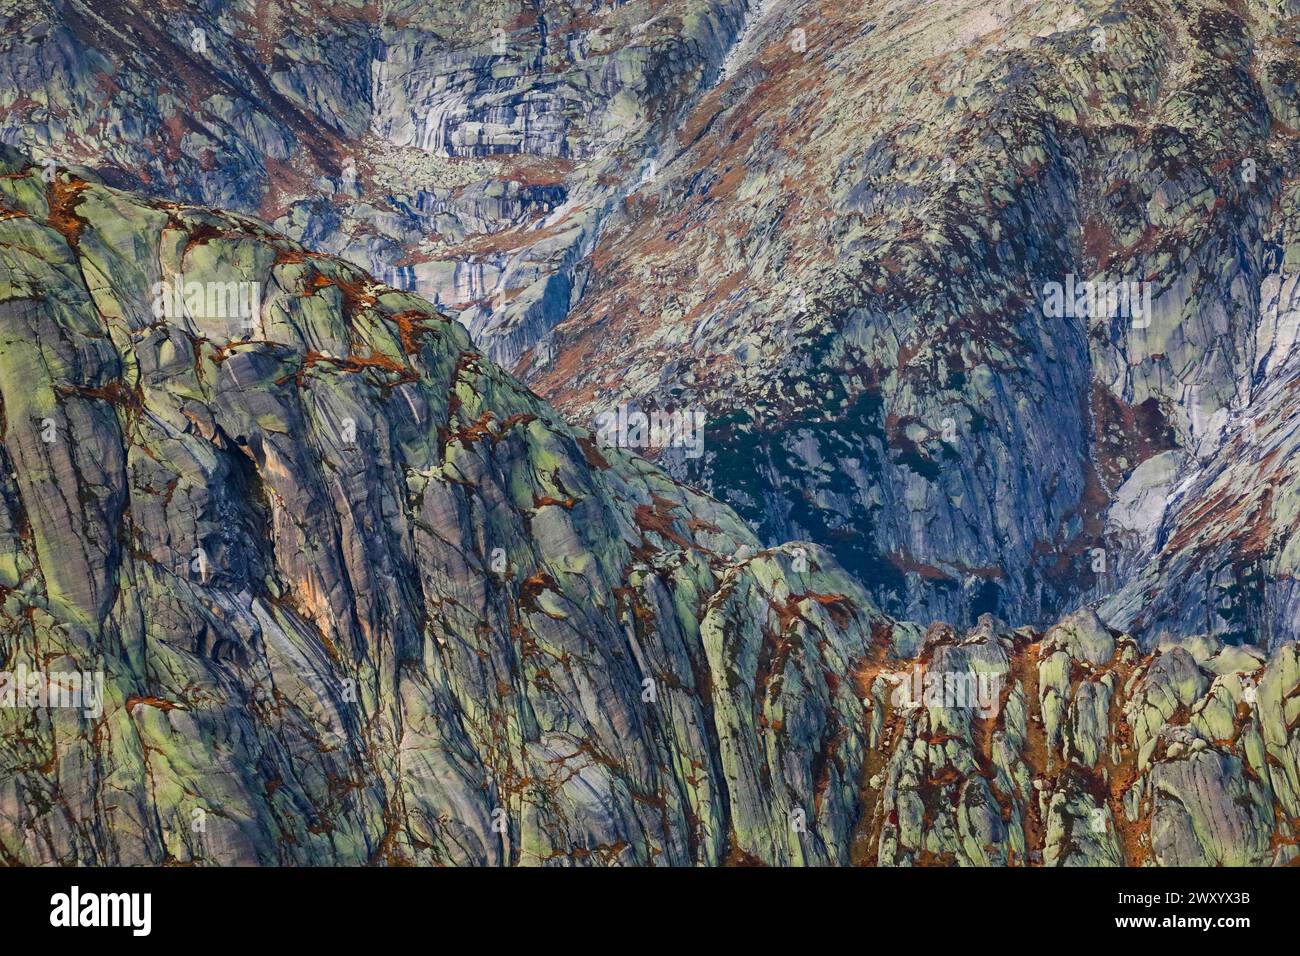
top-left (2, 151), bottom-right (1299, 867)
top-left (518, 0), bottom-right (1300, 638)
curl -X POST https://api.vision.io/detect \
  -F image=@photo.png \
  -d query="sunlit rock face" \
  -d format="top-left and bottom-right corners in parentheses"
top-left (0, 149), bottom-right (894, 864)
top-left (1, 0), bottom-right (1299, 866)
top-left (2, 146), bottom-right (1299, 867)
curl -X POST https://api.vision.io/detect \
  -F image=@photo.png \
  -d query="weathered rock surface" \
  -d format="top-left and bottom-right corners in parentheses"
top-left (0, 148), bottom-right (897, 864)
top-left (519, 0), bottom-right (1300, 640)
top-left (2, 150), bottom-right (1298, 865)
top-left (0, 0), bottom-right (751, 364)
top-left (8, 0), bottom-right (1298, 645)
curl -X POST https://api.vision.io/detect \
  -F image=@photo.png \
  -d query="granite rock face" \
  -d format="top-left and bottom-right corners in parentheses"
top-left (856, 609), bottom-right (1295, 867)
top-left (0, 0), bottom-right (751, 366)
top-left (2, 149), bottom-right (1298, 866)
top-left (519, 0), bottom-right (1300, 639)
top-left (8, 0), bottom-right (1298, 642)
top-left (0, 149), bottom-right (893, 865)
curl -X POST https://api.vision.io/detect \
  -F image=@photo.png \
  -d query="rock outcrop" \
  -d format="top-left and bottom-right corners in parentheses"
top-left (520, 0), bottom-right (1300, 639)
top-left (0, 147), bottom-right (893, 864)
top-left (2, 148), bottom-right (1298, 865)
top-left (0, 0), bottom-right (751, 365)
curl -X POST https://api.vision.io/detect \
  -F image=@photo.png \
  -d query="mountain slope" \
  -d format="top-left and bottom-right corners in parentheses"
top-left (2, 147), bottom-right (1299, 865)
top-left (520, 0), bottom-right (1300, 639)
top-left (0, 0), bottom-right (752, 358)
top-left (0, 145), bottom-right (893, 864)
top-left (9, 0), bottom-right (1299, 645)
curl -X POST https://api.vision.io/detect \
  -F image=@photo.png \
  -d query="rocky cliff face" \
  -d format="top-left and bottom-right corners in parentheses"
top-left (13, 0), bottom-right (1294, 641)
top-left (0, 0), bottom-right (750, 363)
top-left (0, 147), bottom-right (890, 864)
top-left (2, 149), bottom-right (1299, 866)
top-left (522, 0), bottom-right (1300, 637)
top-left (1, 0), bottom-right (1299, 867)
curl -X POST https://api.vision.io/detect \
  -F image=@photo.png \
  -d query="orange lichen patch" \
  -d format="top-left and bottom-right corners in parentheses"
top-left (273, 247), bottom-right (326, 265)
top-left (453, 350), bottom-right (482, 377)
top-left (389, 309), bottom-right (443, 355)
top-left (44, 177), bottom-right (91, 247)
top-left (454, 411), bottom-right (496, 444)
top-left (366, 810), bottom-right (412, 866)
top-left (1107, 743), bottom-right (1150, 865)
top-left (549, 737), bottom-right (628, 780)
top-left (298, 278), bottom-right (418, 364)
top-left (322, 348), bottom-right (403, 375)
top-left (532, 494), bottom-right (576, 509)
top-left (291, 348), bottom-right (413, 389)
top-left (768, 594), bottom-right (805, 636)
top-left (391, 243), bottom-right (442, 268)
top-left (302, 272), bottom-right (335, 296)
top-left (1084, 646), bottom-right (1148, 864)
top-left (971, 694), bottom-right (1005, 791)
top-left (518, 572), bottom-right (565, 621)
top-left (575, 435), bottom-right (610, 470)
top-left (56, 379), bottom-right (145, 417)
top-left (686, 515), bottom-right (721, 535)
top-left (499, 411), bottom-right (537, 434)
top-left (633, 494), bottom-right (693, 551)
top-left (755, 643), bottom-right (800, 714)
top-left (442, 410), bottom-right (537, 448)
top-left (172, 216), bottom-right (282, 250)
top-left (614, 584), bottom-right (657, 625)
top-left (850, 621), bottom-right (901, 699)
top-left (1230, 484), bottom-right (1276, 562)
top-left (444, 350), bottom-right (484, 420)
top-left (125, 695), bottom-right (184, 713)
top-left (722, 836), bottom-right (766, 866)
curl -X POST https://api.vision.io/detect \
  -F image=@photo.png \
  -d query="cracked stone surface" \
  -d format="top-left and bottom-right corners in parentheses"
top-left (2, 147), bottom-right (1298, 865)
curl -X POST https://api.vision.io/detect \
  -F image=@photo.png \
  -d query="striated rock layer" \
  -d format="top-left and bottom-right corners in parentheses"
top-left (1, 148), bottom-right (1297, 865)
